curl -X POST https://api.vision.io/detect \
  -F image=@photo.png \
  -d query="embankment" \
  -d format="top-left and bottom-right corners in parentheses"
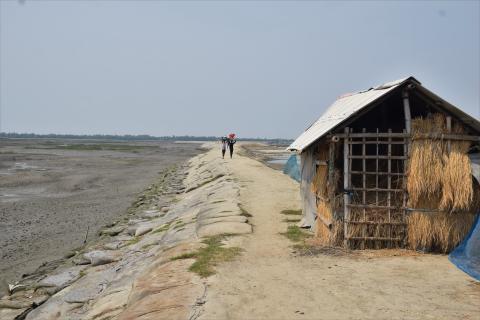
top-left (0, 145), bottom-right (251, 320)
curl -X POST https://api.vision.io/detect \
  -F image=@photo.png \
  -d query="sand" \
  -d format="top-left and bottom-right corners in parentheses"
top-left (199, 143), bottom-right (480, 320)
top-left (0, 139), bottom-right (201, 283)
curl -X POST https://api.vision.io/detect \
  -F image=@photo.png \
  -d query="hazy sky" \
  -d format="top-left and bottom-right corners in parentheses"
top-left (1, 0), bottom-right (479, 138)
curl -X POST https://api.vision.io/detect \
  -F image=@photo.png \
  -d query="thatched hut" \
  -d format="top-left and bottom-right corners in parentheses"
top-left (288, 76), bottom-right (480, 252)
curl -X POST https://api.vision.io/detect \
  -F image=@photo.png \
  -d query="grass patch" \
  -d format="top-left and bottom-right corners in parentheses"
top-left (280, 209), bottom-right (302, 216)
top-left (141, 243), bottom-right (156, 250)
top-left (187, 235), bottom-right (243, 278)
top-left (281, 225), bottom-right (312, 243)
top-left (170, 252), bottom-right (197, 261)
top-left (239, 206), bottom-right (252, 217)
top-left (125, 236), bottom-right (140, 246)
top-left (282, 218), bottom-right (302, 223)
top-left (211, 200), bottom-right (226, 204)
top-left (152, 223), bottom-right (170, 233)
top-left (173, 222), bottom-right (186, 230)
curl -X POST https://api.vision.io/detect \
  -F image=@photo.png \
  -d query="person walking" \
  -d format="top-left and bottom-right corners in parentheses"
top-left (227, 134), bottom-right (236, 159)
top-left (220, 136), bottom-right (227, 159)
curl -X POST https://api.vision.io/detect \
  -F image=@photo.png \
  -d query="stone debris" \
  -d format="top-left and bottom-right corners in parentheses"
top-left (100, 226), bottom-right (125, 236)
top-left (103, 241), bottom-right (123, 250)
top-left (0, 145), bottom-right (251, 320)
top-left (134, 225), bottom-right (153, 237)
top-left (83, 251), bottom-right (119, 266)
top-left (142, 210), bottom-right (163, 219)
top-left (37, 266), bottom-right (85, 290)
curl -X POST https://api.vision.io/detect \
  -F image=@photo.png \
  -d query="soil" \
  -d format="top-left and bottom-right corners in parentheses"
top-left (199, 143), bottom-right (480, 320)
top-left (0, 139), bottom-right (201, 283)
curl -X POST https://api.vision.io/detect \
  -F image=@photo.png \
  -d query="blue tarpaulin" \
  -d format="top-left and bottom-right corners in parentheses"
top-left (283, 154), bottom-right (301, 182)
top-left (449, 213), bottom-right (480, 281)
top-left (449, 153), bottom-right (480, 281)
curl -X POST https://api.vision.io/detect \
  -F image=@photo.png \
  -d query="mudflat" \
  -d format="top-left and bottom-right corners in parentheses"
top-left (0, 139), bottom-right (201, 283)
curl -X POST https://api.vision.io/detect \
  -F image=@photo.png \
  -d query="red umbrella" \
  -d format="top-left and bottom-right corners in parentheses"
top-left (228, 133), bottom-right (236, 139)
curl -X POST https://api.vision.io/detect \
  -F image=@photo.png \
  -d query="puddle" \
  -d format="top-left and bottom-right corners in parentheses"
top-left (267, 155), bottom-right (290, 165)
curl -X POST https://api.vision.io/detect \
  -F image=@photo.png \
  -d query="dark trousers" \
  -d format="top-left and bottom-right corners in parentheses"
top-left (222, 149), bottom-right (226, 158)
top-left (229, 144), bottom-right (234, 158)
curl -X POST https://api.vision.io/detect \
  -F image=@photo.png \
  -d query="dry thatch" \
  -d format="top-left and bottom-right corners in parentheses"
top-left (315, 201), bottom-right (333, 244)
top-left (408, 114), bottom-right (473, 211)
top-left (439, 123), bottom-right (473, 211)
top-left (407, 114), bottom-right (445, 205)
top-left (312, 164), bottom-right (328, 196)
top-left (407, 211), bottom-right (476, 253)
top-left (406, 114), bottom-right (477, 252)
top-left (347, 208), bottom-right (405, 249)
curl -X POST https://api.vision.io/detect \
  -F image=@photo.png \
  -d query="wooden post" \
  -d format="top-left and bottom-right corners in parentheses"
top-left (446, 116), bottom-right (452, 153)
top-left (361, 128), bottom-right (366, 249)
top-left (402, 90), bottom-right (412, 135)
top-left (387, 129), bottom-right (392, 248)
top-left (402, 128), bottom-right (408, 247)
top-left (343, 127), bottom-right (351, 249)
top-left (402, 90), bottom-right (412, 157)
top-left (328, 141), bottom-right (336, 217)
top-left (375, 129), bottom-right (379, 210)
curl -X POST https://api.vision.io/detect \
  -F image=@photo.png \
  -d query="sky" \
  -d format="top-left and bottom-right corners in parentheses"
top-left (0, 0), bottom-right (479, 139)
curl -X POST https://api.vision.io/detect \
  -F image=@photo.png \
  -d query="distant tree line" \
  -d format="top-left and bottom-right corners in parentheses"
top-left (0, 132), bottom-right (292, 145)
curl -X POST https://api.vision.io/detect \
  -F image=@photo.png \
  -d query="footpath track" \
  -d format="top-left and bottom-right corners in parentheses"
top-left (198, 144), bottom-right (480, 320)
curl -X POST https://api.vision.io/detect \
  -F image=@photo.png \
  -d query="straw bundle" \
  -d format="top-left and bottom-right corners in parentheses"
top-left (439, 123), bottom-right (472, 211)
top-left (407, 114), bottom-right (445, 205)
top-left (407, 211), bottom-right (476, 253)
top-left (311, 144), bottom-right (329, 195)
top-left (408, 114), bottom-right (473, 210)
top-left (311, 164), bottom-right (328, 196)
top-left (347, 208), bottom-right (404, 249)
top-left (315, 201), bottom-right (333, 244)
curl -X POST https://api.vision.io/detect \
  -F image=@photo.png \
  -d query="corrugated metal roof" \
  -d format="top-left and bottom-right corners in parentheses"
top-left (288, 77), bottom-right (412, 152)
top-left (288, 76), bottom-right (480, 153)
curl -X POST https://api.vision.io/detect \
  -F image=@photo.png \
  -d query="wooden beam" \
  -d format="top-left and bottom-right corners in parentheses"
top-left (347, 204), bottom-right (405, 210)
top-left (346, 236), bottom-right (403, 241)
top-left (333, 132), bottom-right (480, 141)
top-left (343, 127), bottom-right (351, 249)
top-left (402, 90), bottom-right (412, 134)
top-left (348, 155), bottom-right (407, 160)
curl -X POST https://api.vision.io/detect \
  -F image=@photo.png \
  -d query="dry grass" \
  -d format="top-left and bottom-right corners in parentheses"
top-left (407, 211), bottom-right (476, 253)
top-left (440, 124), bottom-right (473, 211)
top-left (347, 208), bottom-right (404, 249)
top-left (407, 114), bottom-right (445, 205)
top-left (408, 114), bottom-right (473, 211)
top-left (311, 164), bottom-right (328, 195)
top-left (315, 201), bottom-right (333, 244)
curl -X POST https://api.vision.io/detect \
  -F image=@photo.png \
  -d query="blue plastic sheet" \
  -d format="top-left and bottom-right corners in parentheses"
top-left (449, 213), bottom-right (480, 281)
top-left (283, 154), bottom-right (301, 182)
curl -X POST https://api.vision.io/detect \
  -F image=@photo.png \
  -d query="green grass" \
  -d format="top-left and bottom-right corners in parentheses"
top-left (125, 236), bottom-right (140, 246)
top-left (152, 223), bottom-right (171, 233)
top-left (141, 243), bottom-right (157, 250)
top-left (170, 252), bottom-right (197, 261)
top-left (280, 225), bottom-right (312, 243)
top-left (173, 222), bottom-right (187, 230)
top-left (170, 235), bottom-right (243, 278)
top-left (280, 209), bottom-right (302, 216)
top-left (282, 218), bottom-right (302, 223)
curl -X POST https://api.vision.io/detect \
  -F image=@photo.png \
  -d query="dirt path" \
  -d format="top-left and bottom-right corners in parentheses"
top-left (199, 146), bottom-right (480, 320)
